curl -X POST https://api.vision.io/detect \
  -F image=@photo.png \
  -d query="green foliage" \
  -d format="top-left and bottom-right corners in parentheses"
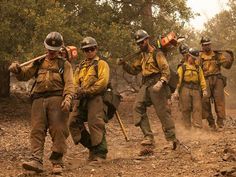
top-left (0, 0), bottom-right (36, 60)
top-left (0, 0), bottom-right (193, 64)
top-left (202, 0), bottom-right (236, 92)
top-left (203, 0), bottom-right (236, 52)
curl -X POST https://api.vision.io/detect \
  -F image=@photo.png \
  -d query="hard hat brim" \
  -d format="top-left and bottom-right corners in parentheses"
top-left (201, 41), bottom-right (211, 45)
top-left (177, 37), bottom-right (185, 43)
top-left (181, 50), bottom-right (188, 54)
top-left (136, 36), bottom-right (149, 43)
top-left (81, 44), bottom-right (97, 49)
top-left (44, 41), bottom-right (62, 51)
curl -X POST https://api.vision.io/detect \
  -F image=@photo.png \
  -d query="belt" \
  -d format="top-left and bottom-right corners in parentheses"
top-left (182, 82), bottom-right (200, 90)
top-left (142, 73), bottom-right (161, 85)
top-left (31, 90), bottom-right (63, 100)
top-left (205, 73), bottom-right (221, 78)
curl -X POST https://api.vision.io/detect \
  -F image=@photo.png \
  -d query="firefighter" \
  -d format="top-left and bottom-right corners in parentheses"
top-left (69, 37), bottom-right (110, 163)
top-left (117, 30), bottom-right (179, 155)
top-left (199, 37), bottom-right (233, 130)
top-left (8, 32), bottom-right (74, 174)
top-left (173, 48), bottom-right (207, 129)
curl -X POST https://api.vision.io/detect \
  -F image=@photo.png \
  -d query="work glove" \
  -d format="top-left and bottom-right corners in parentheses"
top-left (226, 50), bottom-right (234, 61)
top-left (172, 89), bottom-right (179, 100)
top-left (61, 94), bottom-right (72, 112)
top-left (116, 58), bottom-right (125, 65)
top-left (202, 90), bottom-right (208, 98)
top-left (226, 50), bottom-right (233, 56)
top-left (76, 87), bottom-right (86, 99)
top-left (153, 80), bottom-right (164, 92)
top-left (9, 61), bottom-right (21, 74)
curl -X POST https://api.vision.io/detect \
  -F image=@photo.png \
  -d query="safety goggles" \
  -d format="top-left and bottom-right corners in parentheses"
top-left (83, 47), bottom-right (96, 53)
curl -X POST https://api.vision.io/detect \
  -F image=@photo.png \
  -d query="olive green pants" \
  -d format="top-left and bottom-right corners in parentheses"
top-left (179, 86), bottom-right (203, 129)
top-left (30, 96), bottom-right (69, 165)
top-left (202, 75), bottom-right (225, 127)
top-left (134, 84), bottom-right (176, 141)
top-left (69, 95), bottom-right (108, 156)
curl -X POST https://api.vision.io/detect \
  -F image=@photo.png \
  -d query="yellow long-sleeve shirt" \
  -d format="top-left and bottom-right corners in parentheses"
top-left (177, 62), bottom-right (207, 91)
top-left (74, 56), bottom-right (110, 95)
top-left (122, 49), bottom-right (170, 82)
top-left (198, 51), bottom-right (229, 76)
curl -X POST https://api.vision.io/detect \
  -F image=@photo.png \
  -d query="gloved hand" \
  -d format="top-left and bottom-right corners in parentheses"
top-left (9, 61), bottom-right (21, 74)
top-left (172, 89), bottom-right (179, 100)
top-left (153, 80), bottom-right (163, 92)
top-left (61, 94), bottom-right (72, 112)
top-left (226, 50), bottom-right (234, 60)
top-left (226, 50), bottom-right (233, 55)
top-left (116, 58), bottom-right (125, 65)
top-left (76, 87), bottom-right (86, 99)
top-left (202, 90), bottom-right (208, 98)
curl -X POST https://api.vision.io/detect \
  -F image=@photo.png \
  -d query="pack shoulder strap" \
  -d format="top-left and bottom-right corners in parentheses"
top-left (93, 59), bottom-right (108, 78)
top-left (30, 58), bottom-right (46, 94)
top-left (57, 57), bottom-right (66, 75)
top-left (31, 57), bottom-right (66, 93)
top-left (152, 49), bottom-right (160, 69)
top-left (93, 59), bottom-right (113, 90)
top-left (33, 57), bottom-right (45, 78)
top-left (182, 64), bottom-right (199, 74)
top-left (33, 56), bottom-right (66, 78)
top-left (57, 57), bottom-right (66, 83)
top-left (93, 60), bottom-right (99, 78)
top-left (181, 64), bottom-right (186, 82)
top-left (181, 64), bottom-right (200, 82)
top-left (77, 59), bottom-right (105, 79)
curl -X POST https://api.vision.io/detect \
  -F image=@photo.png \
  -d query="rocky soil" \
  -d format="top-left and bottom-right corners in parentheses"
top-left (0, 92), bottom-right (235, 177)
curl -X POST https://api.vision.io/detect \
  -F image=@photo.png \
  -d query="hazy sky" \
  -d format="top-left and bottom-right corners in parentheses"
top-left (187, 0), bottom-right (229, 30)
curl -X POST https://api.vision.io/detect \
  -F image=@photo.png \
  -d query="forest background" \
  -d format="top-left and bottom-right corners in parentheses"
top-left (0, 0), bottom-right (235, 97)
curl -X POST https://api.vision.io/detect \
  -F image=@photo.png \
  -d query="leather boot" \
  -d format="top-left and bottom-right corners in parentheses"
top-left (22, 160), bottom-right (43, 173)
top-left (52, 164), bottom-right (63, 175)
top-left (141, 136), bottom-right (155, 146)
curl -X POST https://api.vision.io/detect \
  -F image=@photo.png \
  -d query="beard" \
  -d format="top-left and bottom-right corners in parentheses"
top-left (48, 51), bottom-right (59, 59)
top-left (140, 44), bottom-right (148, 52)
top-left (205, 48), bottom-right (211, 52)
top-left (203, 46), bottom-right (211, 53)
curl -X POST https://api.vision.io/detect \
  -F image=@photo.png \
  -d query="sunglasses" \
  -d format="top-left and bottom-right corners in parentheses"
top-left (137, 40), bottom-right (145, 45)
top-left (83, 47), bottom-right (96, 53)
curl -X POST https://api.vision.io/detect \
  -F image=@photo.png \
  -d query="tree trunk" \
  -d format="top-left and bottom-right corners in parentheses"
top-left (0, 60), bottom-right (10, 97)
top-left (141, 0), bottom-right (154, 36)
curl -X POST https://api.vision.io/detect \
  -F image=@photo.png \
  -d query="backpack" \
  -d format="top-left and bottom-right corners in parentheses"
top-left (214, 50), bottom-right (234, 69)
top-left (152, 50), bottom-right (179, 93)
top-left (93, 60), bottom-right (122, 120)
top-left (224, 50), bottom-right (234, 69)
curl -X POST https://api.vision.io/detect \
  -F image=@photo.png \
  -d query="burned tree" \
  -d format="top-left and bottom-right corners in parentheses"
top-left (0, 60), bottom-right (10, 97)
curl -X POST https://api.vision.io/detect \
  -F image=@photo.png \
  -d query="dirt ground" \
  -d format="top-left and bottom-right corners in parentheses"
top-left (0, 92), bottom-right (235, 177)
